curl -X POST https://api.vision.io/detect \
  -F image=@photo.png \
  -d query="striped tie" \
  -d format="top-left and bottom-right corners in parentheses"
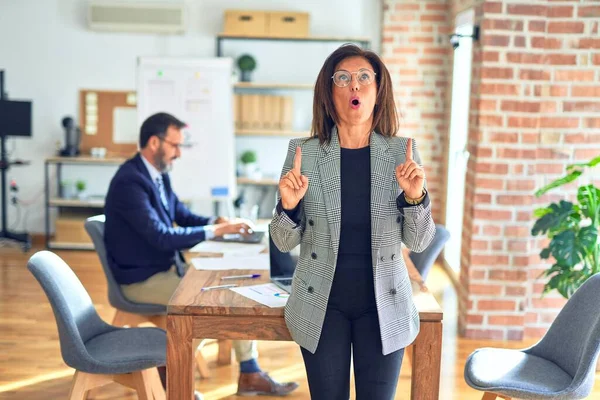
top-left (155, 176), bottom-right (169, 210)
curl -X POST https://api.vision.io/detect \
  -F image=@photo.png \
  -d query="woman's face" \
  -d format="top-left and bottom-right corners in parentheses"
top-left (332, 56), bottom-right (377, 128)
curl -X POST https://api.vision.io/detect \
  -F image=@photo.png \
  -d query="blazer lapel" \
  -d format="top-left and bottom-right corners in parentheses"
top-left (370, 133), bottom-right (394, 261)
top-left (318, 127), bottom-right (342, 256)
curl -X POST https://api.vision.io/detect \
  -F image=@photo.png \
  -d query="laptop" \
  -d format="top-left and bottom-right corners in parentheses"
top-left (211, 230), bottom-right (265, 244)
top-left (268, 234), bottom-right (297, 293)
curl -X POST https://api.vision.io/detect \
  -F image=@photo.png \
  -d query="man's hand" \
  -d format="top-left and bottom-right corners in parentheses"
top-left (213, 219), bottom-right (254, 237)
top-left (214, 216), bottom-right (229, 224)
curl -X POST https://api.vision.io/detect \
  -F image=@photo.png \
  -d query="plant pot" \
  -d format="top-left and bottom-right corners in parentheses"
top-left (241, 70), bottom-right (253, 82)
top-left (60, 183), bottom-right (76, 199)
top-left (241, 162), bottom-right (258, 178)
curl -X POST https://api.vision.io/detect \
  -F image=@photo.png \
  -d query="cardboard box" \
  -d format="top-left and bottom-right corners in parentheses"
top-left (267, 11), bottom-right (309, 38)
top-left (224, 10), bottom-right (268, 36)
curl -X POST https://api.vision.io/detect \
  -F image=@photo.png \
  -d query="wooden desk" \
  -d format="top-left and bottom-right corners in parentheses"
top-left (166, 268), bottom-right (443, 400)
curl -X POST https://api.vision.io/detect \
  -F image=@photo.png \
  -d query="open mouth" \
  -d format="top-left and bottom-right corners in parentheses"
top-left (350, 97), bottom-right (361, 109)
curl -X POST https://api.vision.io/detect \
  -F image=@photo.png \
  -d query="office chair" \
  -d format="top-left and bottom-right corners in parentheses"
top-left (27, 250), bottom-right (166, 400)
top-left (408, 224), bottom-right (450, 281)
top-left (465, 273), bottom-right (600, 399)
top-left (84, 215), bottom-right (231, 379)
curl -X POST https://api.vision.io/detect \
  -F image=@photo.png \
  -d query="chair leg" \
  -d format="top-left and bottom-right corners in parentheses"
top-left (131, 370), bottom-right (155, 400)
top-left (193, 339), bottom-right (211, 379)
top-left (149, 368), bottom-right (166, 400)
top-left (68, 371), bottom-right (113, 400)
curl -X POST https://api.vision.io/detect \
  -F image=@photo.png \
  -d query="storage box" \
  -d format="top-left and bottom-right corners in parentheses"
top-left (267, 11), bottom-right (309, 38)
top-left (224, 10), bottom-right (268, 36)
top-left (55, 216), bottom-right (91, 244)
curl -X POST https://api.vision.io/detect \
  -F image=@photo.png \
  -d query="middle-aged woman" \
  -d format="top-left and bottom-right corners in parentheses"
top-left (269, 43), bottom-right (436, 399)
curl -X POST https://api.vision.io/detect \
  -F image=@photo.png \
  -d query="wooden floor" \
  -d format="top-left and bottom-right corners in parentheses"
top-left (1, 246), bottom-right (599, 400)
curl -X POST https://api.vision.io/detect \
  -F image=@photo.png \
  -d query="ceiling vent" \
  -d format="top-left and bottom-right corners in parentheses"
top-left (88, 1), bottom-right (186, 34)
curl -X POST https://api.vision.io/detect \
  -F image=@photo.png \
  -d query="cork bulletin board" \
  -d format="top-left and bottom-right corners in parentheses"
top-left (79, 89), bottom-right (139, 157)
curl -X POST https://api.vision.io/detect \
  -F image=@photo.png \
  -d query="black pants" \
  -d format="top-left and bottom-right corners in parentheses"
top-left (300, 255), bottom-right (404, 400)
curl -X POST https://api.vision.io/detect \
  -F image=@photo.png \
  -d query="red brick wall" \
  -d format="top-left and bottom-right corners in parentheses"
top-left (382, 0), bottom-right (452, 223)
top-left (384, 0), bottom-right (600, 340)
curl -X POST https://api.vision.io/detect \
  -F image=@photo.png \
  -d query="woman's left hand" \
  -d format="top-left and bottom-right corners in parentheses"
top-left (395, 138), bottom-right (425, 198)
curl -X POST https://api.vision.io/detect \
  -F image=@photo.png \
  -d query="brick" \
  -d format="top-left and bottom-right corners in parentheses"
top-left (478, 99), bottom-right (498, 111)
top-left (514, 36), bottom-right (526, 48)
top-left (470, 269), bottom-right (486, 280)
top-left (390, 14), bottom-right (416, 22)
top-left (505, 226), bottom-right (530, 236)
top-left (507, 180), bottom-right (536, 191)
top-left (548, 21), bottom-right (584, 34)
top-left (479, 114), bottom-right (504, 127)
top-left (474, 193), bottom-right (493, 204)
top-left (540, 312), bottom-right (560, 324)
top-left (507, 53), bottom-right (544, 64)
top-left (393, 47), bottom-right (419, 54)
top-left (470, 239), bottom-right (490, 250)
top-left (513, 256), bottom-right (531, 267)
top-left (564, 133), bottom-right (585, 144)
top-left (517, 211), bottom-right (531, 222)
top-left (521, 133), bottom-right (539, 144)
top-left (483, 34), bottom-right (510, 47)
top-left (474, 209), bottom-right (512, 221)
top-left (425, 3), bottom-right (447, 11)
top-left (395, 3), bottom-right (420, 11)
top-left (546, 54), bottom-right (577, 65)
top-left (482, 51), bottom-right (500, 62)
top-left (483, 2), bottom-right (503, 14)
top-left (501, 100), bottom-right (541, 113)
top-left (409, 36), bottom-right (434, 44)
top-left (420, 14), bottom-right (447, 22)
top-left (528, 21), bottom-right (546, 33)
top-left (594, 54), bottom-right (600, 65)
top-left (540, 118), bottom-right (579, 128)
top-left (466, 328), bottom-right (505, 340)
top-left (482, 67), bottom-right (514, 79)
top-left (508, 4), bottom-right (546, 16)
top-left (547, 6), bottom-right (574, 18)
top-left (470, 284), bottom-right (503, 295)
top-left (489, 315), bottom-right (525, 326)
top-left (578, 39), bottom-right (600, 49)
top-left (480, 83), bottom-right (519, 96)
top-left (584, 118), bottom-right (600, 128)
top-left (490, 269), bottom-right (528, 281)
top-left (508, 117), bottom-right (539, 129)
top-left (578, 6), bottom-right (600, 18)
top-left (525, 327), bottom-right (549, 338)
top-left (386, 25), bottom-right (411, 33)
top-left (576, 148), bottom-right (600, 159)
top-left (531, 298), bottom-right (567, 309)
top-left (519, 69), bottom-right (550, 81)
top-left (471, 254), bottom-right (510, 265)
top-left (466, 314), bottom-right (485, 324)
top-left (554, 69), bottom-right (596, 81)
top-left (478, 300), bottom-right (517, 311)
top-left (534, 85), bottom-right (569, 97)
top-left (475, 177), bottom-right (505, 190)
top-left (497, 195), bottom-right (533, 206)
top-left (491, 240), bottom-right (504, 251)
top-left (532, 37), bottom-right (562, 49)
top-left (535, 163), bottom-right (565, 174)
top-left (540, 101), bottom-right (558, 113)
top-left (506, 285), bottom-right (527, 296)
top-left (483, 19), bottom-right (524, 31)
top-left (564, 102), bottom-right (600, 112)
top-left (483, 225), bottom-right (502, 236)
top-left (489, 132), bottom-right (518, 143)
top-left (507, 330), bottom-right (524, 340)
top-left (526, 312), bottom-right (538, 324)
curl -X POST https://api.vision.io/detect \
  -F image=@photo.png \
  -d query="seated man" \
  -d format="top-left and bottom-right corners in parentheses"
top-left (104, 112), bottom-right (298, 397)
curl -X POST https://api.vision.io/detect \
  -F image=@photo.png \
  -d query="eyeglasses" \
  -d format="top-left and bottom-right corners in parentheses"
top-left (331, 68), bottom-right (377, 88)
top-left (159, 137), bottom-right (184, 150)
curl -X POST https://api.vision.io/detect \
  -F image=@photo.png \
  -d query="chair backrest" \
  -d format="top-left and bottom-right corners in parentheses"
top-left (84, 215), bottom-right (166, 314)
top-left (526, 273), bottom-right (600, 395)
top-left (409, 224), bottom-right (450, 280)
top-left (27, 251), bottom-right (112, 371)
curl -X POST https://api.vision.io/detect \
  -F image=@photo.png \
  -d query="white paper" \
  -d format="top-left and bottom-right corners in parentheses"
top-left (113, 107), bottom-right (138, 144)
top-left (230, 283), bottom-right (289, 308)
top-left (189, 241), bottom-right (265, 256)
top-left (191, 254), bottom-right (269, 271)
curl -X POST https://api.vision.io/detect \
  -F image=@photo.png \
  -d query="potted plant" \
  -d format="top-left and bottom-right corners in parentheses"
top-left (75, 179), bottom-right (87, 200)
top-left (240, 150), bottom-right (259, 178)
top-left (531, 155), bottom-right (600, 299)
top-left (237, 54), bottom-right (256, 82)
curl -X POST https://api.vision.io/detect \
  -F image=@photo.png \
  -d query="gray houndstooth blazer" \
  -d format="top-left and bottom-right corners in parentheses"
top-left (270, 128), bottom-right (436, 355)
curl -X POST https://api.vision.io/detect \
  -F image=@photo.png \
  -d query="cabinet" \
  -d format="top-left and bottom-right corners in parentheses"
top-left (44, 156), bottom-right (125, 250)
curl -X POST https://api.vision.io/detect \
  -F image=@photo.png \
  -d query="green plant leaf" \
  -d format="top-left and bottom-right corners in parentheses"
top-left (577, 184), bottom-right (600, 220)
top-left (578, 225), bottom-right (598, 255)
top-left (544, 267), bottom-right (588, 298)
top-left (531, 200), bottom-right (575, 236)
top-left (533, 206), bottom-right (553, 218)
top-left (549, 230), bottom-right (581, 267)
top-left (539, 248), bottom-right (551, 259)
top-left (534, 170), bottom-right (582, 197)
top-left (566, 155), bottom-right (600, 172)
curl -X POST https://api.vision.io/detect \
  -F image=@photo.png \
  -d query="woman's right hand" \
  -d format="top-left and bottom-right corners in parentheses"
top-left (279, 146), bottom-right (309, 210)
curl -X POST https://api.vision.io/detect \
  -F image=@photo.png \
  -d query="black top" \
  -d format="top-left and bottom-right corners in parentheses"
top-left (338, 146), bottom-right (371, 258)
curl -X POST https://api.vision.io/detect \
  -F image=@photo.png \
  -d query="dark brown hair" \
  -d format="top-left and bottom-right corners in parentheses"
top-left (311, 44), bottom-right (399, 143)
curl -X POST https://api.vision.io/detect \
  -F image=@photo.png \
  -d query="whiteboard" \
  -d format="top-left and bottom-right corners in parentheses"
top-left (136, 57), bottom-right (236, 215)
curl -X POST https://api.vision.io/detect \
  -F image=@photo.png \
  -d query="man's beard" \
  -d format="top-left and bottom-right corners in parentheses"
top-left (153, 148), bottom-right (173, 173)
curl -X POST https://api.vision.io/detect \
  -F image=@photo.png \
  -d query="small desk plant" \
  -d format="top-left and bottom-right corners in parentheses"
top-left (532, 155), bottom-right (600, 298)
top-left (240, 150), bottom-right (258, 178)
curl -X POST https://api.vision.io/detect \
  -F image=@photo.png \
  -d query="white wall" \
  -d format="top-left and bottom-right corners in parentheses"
top-left (0, 0), bottom-right (381, 233)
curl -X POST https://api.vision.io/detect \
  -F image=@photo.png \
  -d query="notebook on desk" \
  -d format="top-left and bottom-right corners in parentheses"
top-left (211, 231), bottom-right (265, 244)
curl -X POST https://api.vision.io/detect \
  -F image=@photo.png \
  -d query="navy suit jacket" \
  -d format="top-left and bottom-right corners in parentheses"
top-left (104, 153), bottom-right (212, 284)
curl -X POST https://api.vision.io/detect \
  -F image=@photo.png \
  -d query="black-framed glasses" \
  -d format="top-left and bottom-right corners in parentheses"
top-left (331, 68), bottom-right (377, 88)
top-left (158, 137), bottom-right (184, 150)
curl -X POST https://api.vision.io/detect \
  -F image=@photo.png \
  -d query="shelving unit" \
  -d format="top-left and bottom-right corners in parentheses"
top-left (235, 129), bottom-right (310, 137)
top-left (234, 82), bottom-right (313, 90)
top-left (236, 177), bottom-right (278, 186)
top-left (44, 156), bottom-right (125, 250)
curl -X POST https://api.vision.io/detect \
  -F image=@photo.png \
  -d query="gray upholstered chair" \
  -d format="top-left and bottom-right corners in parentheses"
top-left (27, 250), bottom-right (166, 400)
top-left (464, 273), bottom-right (600, 400)
top-left (84, 214), bottom-right (230, 378)
top-left (408, 224), bottom-right (450, 281)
